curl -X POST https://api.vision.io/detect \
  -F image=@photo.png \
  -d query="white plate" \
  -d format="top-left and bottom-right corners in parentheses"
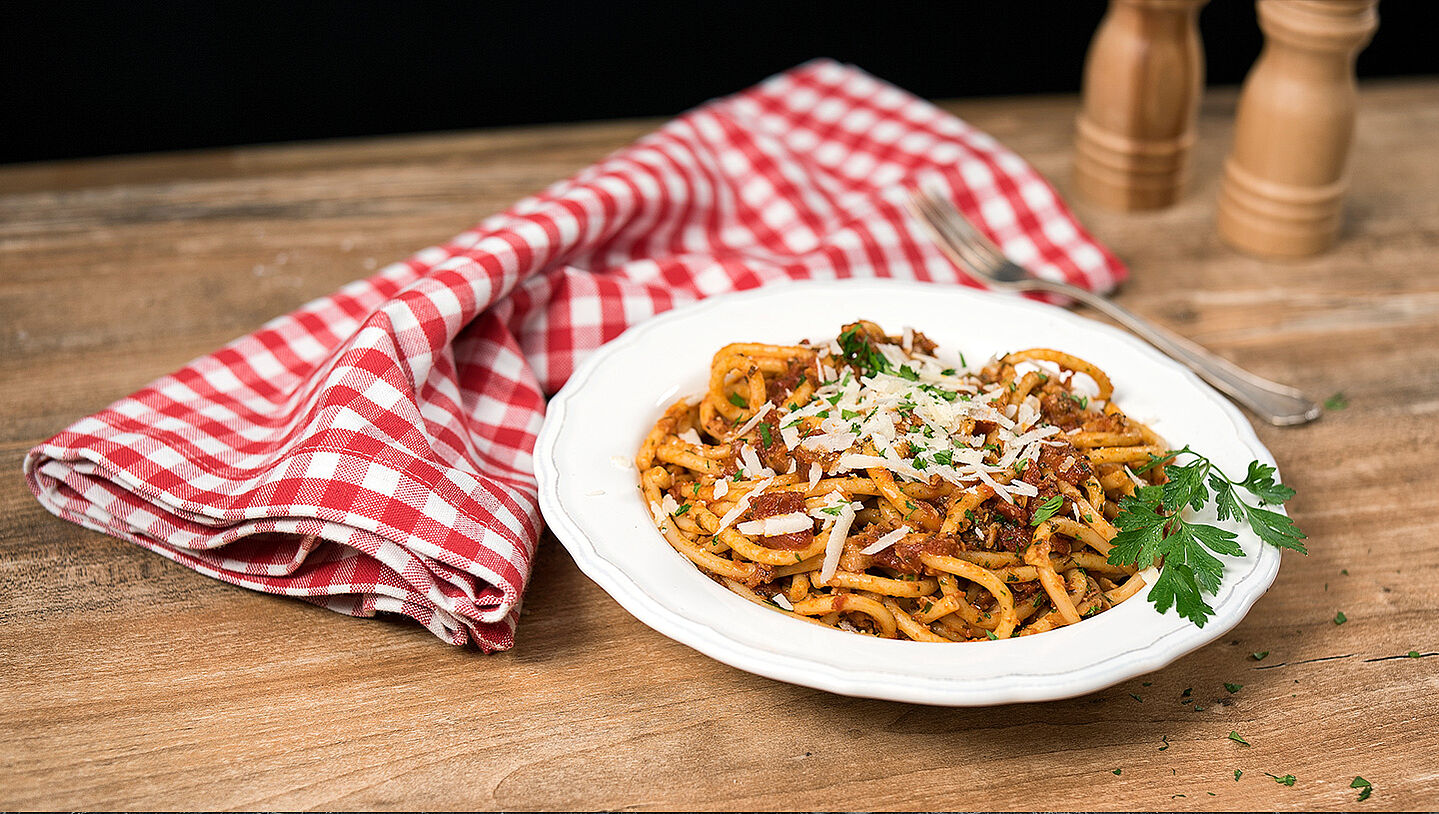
top-left (535, 279), bottom-right (1282, 706)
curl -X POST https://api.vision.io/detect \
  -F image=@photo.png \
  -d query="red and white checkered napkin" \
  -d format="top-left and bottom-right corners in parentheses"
top-left (24, 60), bottom-right (1125, 651)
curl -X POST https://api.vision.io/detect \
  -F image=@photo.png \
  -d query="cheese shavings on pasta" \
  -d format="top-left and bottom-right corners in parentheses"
top-left (635, 320), bottom-right (1157, 643)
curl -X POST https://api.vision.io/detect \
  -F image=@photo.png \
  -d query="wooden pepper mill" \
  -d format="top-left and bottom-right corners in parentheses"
top-left (1074, 0), bottom-right (1208, 211)
top-left (1217, 0), bottom-right (1379, 258)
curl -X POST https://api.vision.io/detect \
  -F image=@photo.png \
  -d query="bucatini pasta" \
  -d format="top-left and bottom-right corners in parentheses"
top-left (635, 320), bottom-right (1166, 642)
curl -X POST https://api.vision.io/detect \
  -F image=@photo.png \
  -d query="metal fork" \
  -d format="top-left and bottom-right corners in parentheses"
top-left (906, 187), bottom-right (1321, 426)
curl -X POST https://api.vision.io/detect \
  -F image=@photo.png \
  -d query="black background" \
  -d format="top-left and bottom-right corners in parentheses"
top-left (4, 1), bottom-right (1434, 165)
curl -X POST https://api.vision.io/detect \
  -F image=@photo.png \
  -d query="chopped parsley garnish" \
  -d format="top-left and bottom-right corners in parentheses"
top-left (1224, 682), bottom-right (1243, 694)
top-left (1334, 611), bottom-right (1348, 625)
top-left (941, 367), bottom-right (956, 376)
top-left (1351, 776), bottom-right (1372, 801)
top-left (837, 324), bottom-right (892, 376)
top-left (920, 383), bottom-right (959, 402)
top-left (959, 352), bottom-right (967, 368)
top-left (1030, 494), bottom-right (1064, 526)
top-left (1013, 459), bottom-right (1028, 476)
top-left (1158, 735), bottom-right (1170, 751)
top-left (1324, 391), bottom-right (1349, 410)
top-left (841, 408), bottom-right (863, 420)
top-left (826, 393), bottom-right (843, 406)
top-left (1065, 392), bottom-right (1089, 409)
top-left (819, 506), bottom-right (844, 516)
top-left (932, 450), bottom-right (953, 467)
top-left (896, 364), bottom-right (920, 381)
top-left (1264, 773), bottom-right (1296, 786)
top-left (1181, 687), bottom-right (1192, 697)
top-left (757, 423), bottom-right (773, 446)
top-left (1129, 693), bottom-right (1142, 702)
top-left (984, 630), bottom-right (998, 641)
top-left (1234, 770), bottom-right (1243, 781)
top-left (1107, 447), bottom-right (1306, 626)
top-left (727, 392), bottom-right (748, 409)
top-left (1409, 650), bottom-right (1421, 658)
top-left (1111, 768), bottom-right (1121, 776)
top-left (1228, 731), bottom-right (1250, 746)
top-left (1251, 651), bottom-right (1270, 661)
top-left (673, 503), bottom-right (691, 516)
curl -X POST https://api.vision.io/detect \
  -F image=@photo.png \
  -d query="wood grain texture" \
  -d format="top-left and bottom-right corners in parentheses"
top-left (3, 81), bottom-right (1437, 811)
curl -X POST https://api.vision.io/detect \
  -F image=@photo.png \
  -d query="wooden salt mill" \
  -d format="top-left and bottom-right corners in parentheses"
top-left (1217, 0), bottom-right (1379, 258)
top-left (1074, 0), bottom-right (1208, 211)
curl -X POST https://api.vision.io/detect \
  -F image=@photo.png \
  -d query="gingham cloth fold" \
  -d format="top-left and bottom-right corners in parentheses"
top-left (24, 59), bottom-right (1125, 651)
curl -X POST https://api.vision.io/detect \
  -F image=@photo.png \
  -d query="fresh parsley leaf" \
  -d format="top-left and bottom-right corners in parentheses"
top-left (1108, 448), bottom-right (1307, 626)
top-left (1228, 731), bottom-right (1250, 746)
top-left (932, 450), bottom-right (953, 467)
top-left (1030, 495), bottom-right (1064, 526)
top-left (941, 367), bottom-right (956, 376)
top-left (673, 504), bottom-right (691, 516)
top-left (1334, 611), bottom-right (1348, 625)
top-left (1351, 776), bottom-right (1372, 801)
top-left (1225, 682), bottom-right (1243, 694)
top-left (1251, 651), bottom-right (1270, 661)
top-left (896, 365), bottom-right (919, 381)
top-left (984, 630), bottom-right (998, 641)
top-left (757, 423), bottom-right (773, 446)
top-left (1265, 773), bottom-right (1296, 787)
top-left (1065, 392), bottom-right (1089, 409)
top-left (727, 392), bottom-right (748, 409)
top-left (1111, 768), bottom-right (1121, 775)
top-left (1234, 769), bottom-right (1242, 781)
top-left (1238, 460), bottom-right (1296, 504)
top-left (1410, 650), bottom-right (1421, 658)
top-left (1324, 391), bottom-right (1349, 410)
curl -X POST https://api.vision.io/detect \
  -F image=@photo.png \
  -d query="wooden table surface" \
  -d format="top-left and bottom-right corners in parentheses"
top-left (3, 80), bottom-right (1437, 811)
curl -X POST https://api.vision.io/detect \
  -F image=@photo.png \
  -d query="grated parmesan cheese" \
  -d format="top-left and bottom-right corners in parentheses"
top-left (731, 402), bottom-right (774, 440)
top-left (716, 476), bottom-right (775, 531)
top-left (738, 444), bottom-right (775, 479)
top-left (819, 503), bottom-right (856, 585)
top-left (737, 512), bottom-right (814, 536)
top-left (860, 525), bottom-right (911, 555)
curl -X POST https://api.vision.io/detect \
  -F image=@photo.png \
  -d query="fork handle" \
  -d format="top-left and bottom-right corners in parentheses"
top-left (1015, 279), bottom-right (1321, 426)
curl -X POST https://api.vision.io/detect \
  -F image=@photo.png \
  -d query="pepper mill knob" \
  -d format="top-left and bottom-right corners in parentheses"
top-left (1074, 0), bottom-right (1208, 211)
top-left (1217, 0), bottom-right (1379, 258)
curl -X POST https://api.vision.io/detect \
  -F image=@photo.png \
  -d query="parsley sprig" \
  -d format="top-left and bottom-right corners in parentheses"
top-left (1107, 447), bottom-right (1307, 626)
